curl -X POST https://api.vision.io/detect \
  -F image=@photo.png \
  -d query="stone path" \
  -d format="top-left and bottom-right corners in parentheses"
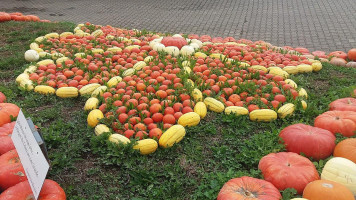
top-left (1, 0), bottom-right (356, 52)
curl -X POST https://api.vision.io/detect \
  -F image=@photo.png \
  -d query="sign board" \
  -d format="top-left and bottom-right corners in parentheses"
top-left (11, 110), bottom-right (49, 200)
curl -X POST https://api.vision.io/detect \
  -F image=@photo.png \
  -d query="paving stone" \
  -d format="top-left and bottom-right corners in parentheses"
top-left (1, 0), bottom-right (355, 52)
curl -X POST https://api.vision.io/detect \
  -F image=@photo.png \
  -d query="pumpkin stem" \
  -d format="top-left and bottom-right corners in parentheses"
top-left (244, 190), bottom-right (254, 197)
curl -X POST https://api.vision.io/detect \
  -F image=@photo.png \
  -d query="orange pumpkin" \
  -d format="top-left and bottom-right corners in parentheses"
top-left (329, 98), bottom-right (356, 112)
top-left (330, 57), bottom-right (347, 66)
top-left (217, 176), bottom-right (281, 200)
top-left (0, 92), bottom-right (5, 103)
top-left (258, 152), bottom-right (319, 194)
top-left (0, 179), bottom-right (66, 200)
top-left (314, 111), bottom-right (356, 137)
top-left (303, 180), bottom-right (355, 200)
top-left (161, 37), bottom-right (188, 49)
top-left (0, 103), bottom-right (20, 127)
top-left (329, 51), bottom-right (348, 59)
top-left (0, 12), bottom-right (11, 22)
top-left (334, 138), bottom-right (356, 163)
top-left (348, 48), bottom-right (356, 61)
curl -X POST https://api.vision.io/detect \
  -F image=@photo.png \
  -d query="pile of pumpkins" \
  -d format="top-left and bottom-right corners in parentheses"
top-left (0, 92), bottom-right (66, 199)
top-left (0, 12), bottom-right (50, 23)
top-left (329, 49), bottom-right (356, 68)
top-left (218, 93), bottom-right (356, 200)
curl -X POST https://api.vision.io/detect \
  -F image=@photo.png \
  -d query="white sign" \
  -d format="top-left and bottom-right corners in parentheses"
top-left (11, 110), bottom-right (49, 200)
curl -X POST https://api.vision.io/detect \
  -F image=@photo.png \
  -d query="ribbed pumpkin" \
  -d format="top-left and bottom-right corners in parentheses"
top-left (161, 37), bottom-right (187, 49)
top-left (34, 85), bottom-right (56, 95)
top-left (159, 125), bottom-right (186, 148)
top-left (258, 152), bottom-right (320, 194)
top-left (303, 180), bottom-right (355, 200)
top-left (204, 97), bottom-right (225, 113)
top-left (329, 98), bottom-right (356, 112)
top-left (0, 103), bottom-right (20, 128)
top-left (321, 157), bottom-right (356, 195)
top-left (279, 124), bottom-right (336, 160)
top-left (133, 139), bottom-right (158, 155)
top-left (334, 138), bottom-right (356, 163)
top-left (122, 68), bottom-right (135, 77)
top-left (330, 57), bottom-right (347, 66)
top-left (56, 87), bottom-right (78, 98)
top-left (277, 103), bottom-right (295, 118)
top-left (0, 162), bottom-right (27, 190)
top-left (249, 109), bottom-right (277, 122)
top-left (217, 176), bottom-right (281, 200)
top-left (314, 111), bottom-right (356, 137)
top-left (224, 106), bottom-right (249, 116)
top-left (178, 112), bottom-right (200, 127)
top-left (194, 102), bottom-right (207, 119)
top-left (87, 109), bottom-right (104, 127)
top-left (79, 83), bottom-right (101, 95)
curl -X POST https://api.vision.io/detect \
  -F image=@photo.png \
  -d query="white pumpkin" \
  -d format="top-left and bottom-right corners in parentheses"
top-left (180, 45), bottom-right (195, 56)
top-left (172, 34), bottom-right (183, 38)
top-left (190, 43), bottom-right (200, 50)
top-left (164, 46), bottom-right (180, 57)
top-left (24, 50), bottom-right (40, 62)
top-left (191, 39), bottom-right (203, 48)
top-left (153, 43), bottom-right (165, 52)
top-left (321, 157), bottom-right (356, 195)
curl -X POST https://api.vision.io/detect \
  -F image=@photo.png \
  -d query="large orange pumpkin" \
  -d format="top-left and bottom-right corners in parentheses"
top-left (217, 176), bottom-right (281, 200)
top-left (329, 98), bottom-right (356, 112)
top-left (0, 136), bottom-right (15, 155)
top-left (258, 152), bottom-right (320, 194)
top-left (0, 122), bottom-right (15, 136)
top-left (303, 179), bottom-right (355, 200)
top-left (0, 179), bottom-right (66, 200)
top-left (0, 103), bottom-right (20, 127)
top-left (0, 163), bottom-right (27, 190)
top-left (314, 111), bottom-right (356, 137)
top-left (334, 138), bottom-right (356, 163)
top-left (161, 37), bottom-right (188, 49)
top-left (329, 51), bottom-right (348, 59)
top-left (348, 48), bottom-right (356, 61)
top-left (279, 123), bottom-right (335, 160)
top-left (0, 150), bottom-right (20, 168)
top-left (0, 12), bottom-right (11, 22)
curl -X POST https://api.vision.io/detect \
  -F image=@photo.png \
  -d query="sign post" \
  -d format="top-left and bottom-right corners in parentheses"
top-left (11, 110), bottom-right (49, 200)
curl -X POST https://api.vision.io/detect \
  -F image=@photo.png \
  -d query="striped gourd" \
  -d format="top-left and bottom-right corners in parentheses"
top-left (285, 79), bottom-right (298, 89)
top-left (249, 109), bottom-right (277, 122)
top-left (283, 66), bottom-right (299, 74)
top-left (108, 134), bottom-right (130, 145)
top-left (183, 66), bottom-right (192, 74)
top-left (92, 48), bottom-right (104, 54)
top-left (301, 100), bottom-right (307, 110)
top-left (79, 83), bottom-right (101, 95)
top-left (125, 45), bottom-right (140, 51)
top-left (312, 62), bottom-right (322, 72)
top-left (56, 57), bottom-right (69, 65)
top-left (186, 79), bottom-right (194, 87)
top-left (159, 125), bottom-right (186, 148)
top-left (144, 56), bottom-right (154, 63)
top-left (74, 53), bottom-right (86, 59)
top-left (84, 97), bottom-right (99, 111)
top-left (122, 68), bottom-right (135, 77)
top-left (91, 29), bottom-right (104, 37)
top-left (44, 32), bottom-right (59, 39)
top-left (107, 47), bottom-right (122, 53)
top-left (204, 97), bottom-right (225, 113)
top-left (19, 79), bottom-right (34, 91)
top-left (24, 65), bottom-right (37, 74)
top-left (30, 42), bottom-right (39, 50)
top-left (191, 88), bottom-right (203, 102)
top-left (133, 61), bottom-right (146, 71)
top-left (16, 73), bottom-right (29, 83)
top-left (297, 64), bottom-right (313, 73)
top-left (225, 106), bottom-right (249, 116)
top-left (56, 87), bottom-right (78, 98)
top-left (277, 103), bottom-right (295, 118)
top-left (37, 59), bottom-right (54, 66)
top-left (59, 32), bottom-right (73, 38)
top-left (34, 85), bottom-right (55, 95)
top-left (194, 52), bottom-right (207, 58)
top-left (210, 53), bottom-right (226, 60)
top-left (51, 53), bottom-right (64, 60)
top-left (107, 76), bottom-right (122, 88)
top-left (251, 65), bottom-right (268, 73)
top-left (133, 139), bottom-right (158, 155)
top-left (94, 124), bottom-right (110, 136)
top-left (34, 48), bottom-right (43, 53)
top-left (39, 52), bottom-right (50, 58)
top-left (87, 109), bottom-right (104, 127)
top-left (35, 36), bottom-right (45, 43)
top-left (178, 112), bottom-right (200, 127)
top-left (91, 86), bottom-right (107, 97)
top-left (240, 62), bottom-right (250, 67)
top-left (106, 35), bottom-right (115, 40)
top-left (182, 61), bottom-right (190, 68)
top-left (194, 102), bottom-right (207, 119)
top-left (298, 88), bottom-right (308, 99)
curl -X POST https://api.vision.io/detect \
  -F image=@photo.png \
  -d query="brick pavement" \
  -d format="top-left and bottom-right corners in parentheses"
top-left (1, 0), bottom-right (356, 52)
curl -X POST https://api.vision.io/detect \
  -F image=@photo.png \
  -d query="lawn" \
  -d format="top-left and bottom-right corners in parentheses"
top-left (0, 21), bottom-right (356, 200)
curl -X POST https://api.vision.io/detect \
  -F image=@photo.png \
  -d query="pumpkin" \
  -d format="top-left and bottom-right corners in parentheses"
top-left (321, 157), bottom-right (356, 195)
top-left (0, 92), bottom-right (6, 103)
top-left (204, 97), bottom-right (225, 113)
top-left (194, 102), bottom-right (207, 119)
top-left (161, 37), bottom-right (188, 49)
top-left (164, 46), bottom-right (180, 57)
top-left (312, 51), bottom-right (327, 58)
top-left (159, 125), bottom-right (186, 148)
top-left (347, 48), bottom-right (356, 61)
top-left (180, 45), bottom-right (195, 56)
top-left (346, 61), bottom-right (356, 68)
top-left (334, 138), bottom-right (356, 163)
top-left (0, 122), bottom-right (15, 136)
top-left (0, 12), bottom-right (11, 22)
top-left (0, 103), bottom-right (20, 127)
top-left (330, 57), bottom-right (347, 66)
top-left (0, 150), bottom-right (20, 168)
top-left (303, 179), bottom-right (355, 200)
top-left (178, 112), bottom-right (200, 127)
top-left (279, 124), bottom-right (336, 160)
top-left (0, 179), bottom-right (66, 200)
top-left (217, 176), bottom-right (281, 200)
top-left (55, 87), bottom-right (78, 98)
top-left (329, 51), bottom-right (348, 59)
top-left (314, 111), bottom-right (356, 137)
top-left (0, 163), bottom-right (27, 190)
top-left (133, 139), bottom-right (158, 155)
top-left (79, 83), bottom-right (101, 95)
top-left (24, 50), bottom-right (39, 62)
top-left (329, 98), bottom-right (356, 112)
top-left (0, 136), bottom-right (15, 155)
top-left (87, 109), bottom-right (104, 127)
top-left (249, 109), bottom-right (277, 122)
top-left (258, 152), bottom-right (320, 194)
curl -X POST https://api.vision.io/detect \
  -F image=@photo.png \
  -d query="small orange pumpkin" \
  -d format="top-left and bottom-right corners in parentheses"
top-left (330, 57), bottom-right (347, 66)
top-left (348, 48), bottom-right (356, 61)
top-left (334, 138), bottom-right (356, 163)
top-left (0, 103), bottom-right (20, 127)
top-left (303, 179), bottom-right (355, 200)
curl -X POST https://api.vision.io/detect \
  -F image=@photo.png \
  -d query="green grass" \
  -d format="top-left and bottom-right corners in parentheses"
top-left (1, 21), bottom-right (356, 200)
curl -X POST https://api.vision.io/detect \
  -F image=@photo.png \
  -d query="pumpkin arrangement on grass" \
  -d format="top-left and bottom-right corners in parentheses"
top-left (0, 12), bottom-right (49, 23)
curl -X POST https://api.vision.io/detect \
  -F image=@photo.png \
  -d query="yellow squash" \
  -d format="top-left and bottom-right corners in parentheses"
top-left (79, 83), bottom-right (101, 95)
top-left (133, 139), bottom-right (158, 155)
top-left (94, 124), bottom-right (110, 136)
top-left (37, 59), bottom-right (54, 66)
top-left (298, 88), bottom-right (308, 99)
top-left (191, 88), bottom-right (203, 102)
top-left (249, 109), bottom-right (277, 122)
top-left (225, 106), bottom-right (249, 116)
top-left (122, 68), bottom-right (135, 77)
top-left (91, 29), bottom-right (104, 37)
top-left (84, 97), bottom-right (100, 111)
top-left (312, 62), bottom-right (322, 72)
top-left (251, 65), bottom-right (268, 73)
top-left (159, 125), bottom-right (186, 148)
top-left (34, 85), bottom-right (56, 95)
top-left (285, 79), bottom-right (298, 89)
top-left (297, 64), bottom-right (313, 73)
top-left (277, 103), bottom-right (295, 118)
top-left (178, 112), bottom-right (200, 127)
top-left (107, 76), bottom-right (122, 88)
top-left (133, 61), bottom-right (146, 71)
top-left (108, 134), bottom-right (130, 145)
top-left (204, 97), bottom-right (225, 113)
top-left (91, 86), bottom-right (107, 97)
top-left (283, 66), bottom-right (299, 74)
top-left (56, 87), bottom-right (78, 98)
top-left (194, 102), bottom-right (207, 119)
top-left (87, 109), bottom-right (104, 127)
